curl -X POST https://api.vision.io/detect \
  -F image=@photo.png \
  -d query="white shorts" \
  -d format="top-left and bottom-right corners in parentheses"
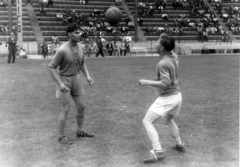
top-left (148, 92), bottom-right (182, 117)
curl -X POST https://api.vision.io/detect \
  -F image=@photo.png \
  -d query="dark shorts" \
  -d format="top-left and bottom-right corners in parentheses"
top-left (56, 74), bottom-right (84, 98)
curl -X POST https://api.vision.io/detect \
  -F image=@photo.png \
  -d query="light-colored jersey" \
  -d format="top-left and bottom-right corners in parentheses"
top-left (156, 52), bottom-right (180, 96)
top-left (48, 42), bottom-right (85, 76)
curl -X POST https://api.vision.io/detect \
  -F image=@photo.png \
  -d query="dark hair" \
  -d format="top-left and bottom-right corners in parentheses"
top-left (159, 33), bottom-right (175, 52)
top-left (66, 23), bottom-right (80, 37)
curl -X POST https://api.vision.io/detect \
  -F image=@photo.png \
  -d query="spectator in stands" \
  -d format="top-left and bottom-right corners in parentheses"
top-left (148, 3), bottom-right (154, 17)
top-left (162, 13), bottom-right (168, 20)
top-left (0, 0), bottom-right (6, 9)
top-left (56, 10), bottom-right (63, 18)
top-left (12, 25), bottom-right (17, 35)
top-left (156, 1), bottom-right (164, 12)
top-left (115, 0), bottom-right (121, 6)
top-left (2, 24), bottom-right (8, 34)
top-left (40, 4), bottom-right (46, 15)
top-left (80, 0), bottom-right (85, 5)
top-left (125, 16), bottom-right (131, 26)
top-left (47, 0), bottom-right (53, 7)
top-left (137, 17), bottom-right (143, 27)
top-left (106, 41), bottom-right (114, 56)
top-left (128, 21), bottom-right (134, 29)
top-left (138, 1), bottom-right (146, 16)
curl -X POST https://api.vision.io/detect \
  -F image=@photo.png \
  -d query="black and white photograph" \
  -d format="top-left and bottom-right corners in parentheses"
top-left (0, 0), bottom-right (239, 166)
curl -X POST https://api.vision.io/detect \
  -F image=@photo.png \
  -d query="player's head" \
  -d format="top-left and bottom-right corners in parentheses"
top-left (156, 33), bottom-right (175, 53)
top-left (66, 23), bottom-right (82, 42)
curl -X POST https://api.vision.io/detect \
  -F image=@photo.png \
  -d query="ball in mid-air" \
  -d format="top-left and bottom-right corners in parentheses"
top-left (105, 7), bottom-right (122, 26)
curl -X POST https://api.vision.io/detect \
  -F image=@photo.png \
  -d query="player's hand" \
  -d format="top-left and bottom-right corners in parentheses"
top-left (59, 82), bottom-right (69, 92)
top-left (138, 79), bottom-right (148, 86)
top-left (87, 77), bottom-right (94, 85)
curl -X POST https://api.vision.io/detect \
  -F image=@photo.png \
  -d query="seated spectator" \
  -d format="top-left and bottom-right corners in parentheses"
top-left (65, 6), bottom-right (71, 15)
top-left (137, 17), bottom-right (143, 27)
top-left (138, 1), bottom-right (146, 16)
top-left (80, 0), bottom-right (85, 5)
top-left (0, 0), bottom-right (6, 9)
top-left (41, 0), bottom-right (48, 6)
top-left (47, 0), bottom-right (53, 7)
top-left (128, 21), bottom-right (134, 29)
top-left (148, 3), bottom-right (154, 16)
top-left (2, 23), bottom-right (8, 34)
top-left (162, 13), bottom-right (168, 20)
top-left (189, 22), bottom-right (196, 28)
top-left (115, 0), bottom-right (121, 6)
top-left (156, 1), bottom-right (164, 12)
top-left (40, 4), bottom-right (46, 14)
top-left (56, 10), bottom-right (63, 18)
top-left (125, 16), bottom-right (131, 26)
top-left (93, 8), bottom-right (101, 16)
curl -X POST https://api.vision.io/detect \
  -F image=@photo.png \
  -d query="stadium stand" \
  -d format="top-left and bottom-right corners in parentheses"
top-left (211, 0), bottom-right (240, 40)
top-left (30, 0), bottom-right (224, 43)
top-left (0, 3), bottom-right (35, 42)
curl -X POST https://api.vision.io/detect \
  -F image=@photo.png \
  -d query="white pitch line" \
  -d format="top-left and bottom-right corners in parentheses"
top-left (103, 66), bottom-right (152, 69)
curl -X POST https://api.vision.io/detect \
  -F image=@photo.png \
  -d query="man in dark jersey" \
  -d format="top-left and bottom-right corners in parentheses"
top-left (139, 33), bottom-right (185, 163)
top-left (48, 23), bottom-right (94, 145)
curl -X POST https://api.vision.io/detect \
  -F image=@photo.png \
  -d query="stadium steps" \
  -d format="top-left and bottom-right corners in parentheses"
top-left (25, 3), bottom-right (44, 43)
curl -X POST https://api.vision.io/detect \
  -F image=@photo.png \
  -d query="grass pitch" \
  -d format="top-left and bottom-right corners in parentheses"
top-left (0, 55), bottom-right (239, 167)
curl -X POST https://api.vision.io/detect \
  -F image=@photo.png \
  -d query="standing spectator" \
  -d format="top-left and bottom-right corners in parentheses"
top-left (96, 37), bottom-right (105, 57)
top-left (113, 41), bottom-right (119, 56)
top-left (124, 41), bottom-right (131, 56)
top-left (106, 41), bottom-right (114, 56)
top-left (6, 32), bottom-right (17, 64)
top-left (52, 34), bottom-right (60, 54)
top-left (119, 42), bottom-right (125, 56)
top-left (41, 40), bottom-right (48, 58)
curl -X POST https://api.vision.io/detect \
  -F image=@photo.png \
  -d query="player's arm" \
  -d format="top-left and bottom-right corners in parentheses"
top-left (48, 51), bottom-right (68, 92)
top-left (139, 63), bottom-right (171, 89)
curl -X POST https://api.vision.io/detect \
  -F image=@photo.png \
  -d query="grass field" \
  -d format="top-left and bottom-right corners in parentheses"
top-left (0, 55), bottom-right (239, 167)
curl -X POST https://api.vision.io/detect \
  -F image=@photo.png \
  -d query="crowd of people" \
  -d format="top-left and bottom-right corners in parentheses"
top-left (214, 0), bottom-right (240, 35)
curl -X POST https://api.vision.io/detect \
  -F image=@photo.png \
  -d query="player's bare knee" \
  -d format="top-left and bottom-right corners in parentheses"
top-left (142, 118), bottom-right (151, 126)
